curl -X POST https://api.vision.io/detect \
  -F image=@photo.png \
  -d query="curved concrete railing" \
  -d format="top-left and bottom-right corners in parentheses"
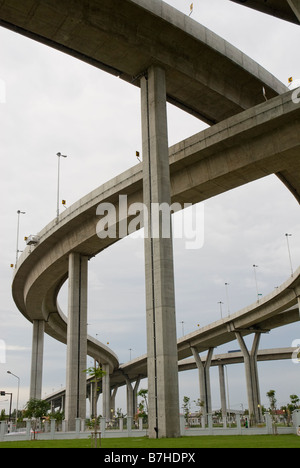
top-left (12, 90), bottom-right (300, 373)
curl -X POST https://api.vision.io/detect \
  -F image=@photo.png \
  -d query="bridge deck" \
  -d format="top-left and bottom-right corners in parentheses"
top-left (0, 0), bottom-right (287, 124)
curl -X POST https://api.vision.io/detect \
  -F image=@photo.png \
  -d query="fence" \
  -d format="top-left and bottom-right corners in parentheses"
top-left (1, 411), bottom-right (299, 442)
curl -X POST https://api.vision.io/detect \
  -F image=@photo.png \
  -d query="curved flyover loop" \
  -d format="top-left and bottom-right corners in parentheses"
top-left (43, 347), bottom-right (297, 405)
top-left (230, 0), bottom-right (300, 25)
top-left (12, 90), bottom-right (300, 373)
top-left (111, 269), bottom-right (300, 385)
top-left (3, 0), bottom-right (293, 372)
top-left (0, 0), bottom-right (287, 124)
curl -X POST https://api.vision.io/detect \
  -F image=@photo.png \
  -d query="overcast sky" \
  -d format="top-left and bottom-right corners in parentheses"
top-left (0, 0), bottom-right (300, 417)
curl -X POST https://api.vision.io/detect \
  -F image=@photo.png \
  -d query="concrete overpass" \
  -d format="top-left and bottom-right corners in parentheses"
top-left (45, 347), bottom-right (297, 418)
top-left (12, 90), bottom-right (300, 336)
top-left (0, 0), bottom-right (287, 125)
top-left (5, 0), bottom-right (299, 436)
top-left (230, 0), bottom-right (300, 25)
top-left (12, 89), bottom-right (300, 432)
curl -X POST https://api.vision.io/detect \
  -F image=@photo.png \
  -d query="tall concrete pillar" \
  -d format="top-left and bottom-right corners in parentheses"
top-left (235, 332), bottom-right (262, 424)
top-left (89, 381), bottom-right (99, 419)
top-left (29, 320), bottom-right (45, 400)
top-left (133, 377), bottom-right (141, 416)
top-left (124, 376), bottom-right (134, 419)
top-left (287, 0), bottom-right (300, 21)
top-left (102, 363), bottom-right (111, 421)
top-left (65, 253), bottom-right (88, 431)
top-left (191, 347), bottom-right (214, 419)
top-left (110, 387), bottom-right (118, 416)
top-left (218, 365), bottom-right (227, 422)
top-left (141, 65), bottom-right (180, 439)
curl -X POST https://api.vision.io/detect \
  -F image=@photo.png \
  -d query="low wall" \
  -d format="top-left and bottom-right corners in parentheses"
top-left (1, 412), bottom-right (299, 443)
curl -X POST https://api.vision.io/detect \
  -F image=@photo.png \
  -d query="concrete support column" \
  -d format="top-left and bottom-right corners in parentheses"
top-left (102, 363), bottom-right (111, 421)
top-left (191, 347), bottom-right (214, 420)
top-left (133, 377), bottom-right (141, 416)
top-left (235, 332), bottom-right (262, 424)
top-left (124, 376), bottom-right (141, 419)
top-left (61, 394), bottom-right (65, 413)
top-left (218, 364), bottom-right (227, 423)
top-left (141, 65), bottom-right (180, 439)
top-left (88, 383), bottom-right (94, 418)
top-left (0, 421), bottom-right (7, 441)
top-left (110, 387), bottom-right (118, 416)
top-left (287, 0), bottom-right (300, 21)
top-left (65, 253), bottom-right (88, 431)
top-left (125, 377), bottom-right (134, 419)
top-left (29, 320), bottom-right (45, 400)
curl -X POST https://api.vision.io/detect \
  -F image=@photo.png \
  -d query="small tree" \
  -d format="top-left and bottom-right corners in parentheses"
top-left (0, 409), bottom-right (6, 421)
top-left (194, 398), bottom-right (204, 419)
top-left (182, 396), bottom-right (191, 425)
top-left (290, 394), bottom-right (300, 410)
top-left (138, 389), bottom-right (148, 414)
top-left (266, 390), bottom-right (277, 435)
top-left (137, 389), bottom-right (148, 425)
top-left (24, 398), bottom-right (51, 439)
top-left (50, 410), bottom-right (64, 431)
top-left (84, 361), bottom-right (106, 431)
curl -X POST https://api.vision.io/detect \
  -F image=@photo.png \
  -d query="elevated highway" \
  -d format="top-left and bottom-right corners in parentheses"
top-left (44, 347), bottom-right (297, 410)
top-left (5, 0), bottom-right (300, 434)
top-left (12, 90), bottom-right (300, 402)
top-left (0, 0), bottom-right (287, 124)
top-left (12, 90), bottom-right (300, 348)
top-left (230, 0), bottom-right (300, 25)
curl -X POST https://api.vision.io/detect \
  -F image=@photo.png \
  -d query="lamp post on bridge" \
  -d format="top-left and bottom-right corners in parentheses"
top-left (218, 301), bottom-right (224, 319)
top-left (15, 210), bottom-right (26, 267)
top-left (285, 233), bottom-right (294, 277)
top-left (56, 152), bottom-right (68, 220)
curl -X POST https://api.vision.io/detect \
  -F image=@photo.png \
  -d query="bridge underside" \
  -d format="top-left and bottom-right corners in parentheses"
top-left (230, 0), bottom-right (300, 24)
top-left (0, 0), bottom-right (287, 124)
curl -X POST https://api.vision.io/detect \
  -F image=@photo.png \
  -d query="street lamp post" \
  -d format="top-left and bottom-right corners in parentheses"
top-left (285, 233), bottom-right (294, 277)
top-left (224, 365), bottom-right (231, 427)
top-left (253, 265), bottom-right (260, 301)
top-left (15, 210), bottom-right (26, 267)
top-left (56, 152), bottom-right (68, 220)
top-left (7, 371), bottom-right (20, 428)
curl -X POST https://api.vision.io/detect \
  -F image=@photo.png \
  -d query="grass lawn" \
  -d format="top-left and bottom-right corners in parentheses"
top-left (0, 434), bottom-right (299, 449)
